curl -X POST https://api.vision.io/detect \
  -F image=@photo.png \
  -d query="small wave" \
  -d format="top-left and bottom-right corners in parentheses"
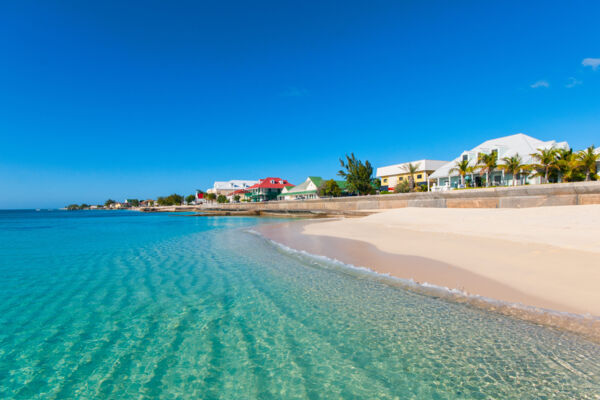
top-left (247, 228), bottom-right (600, 344)
top-left (1, 225), bottom-right (54, 231)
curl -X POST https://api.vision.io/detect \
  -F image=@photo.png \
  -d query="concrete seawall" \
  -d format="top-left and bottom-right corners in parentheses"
top-left (196, 182), bottom-right (600, 213)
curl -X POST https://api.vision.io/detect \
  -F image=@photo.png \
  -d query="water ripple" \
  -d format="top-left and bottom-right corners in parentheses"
top-left (0, 211), bottom-right (599, 399)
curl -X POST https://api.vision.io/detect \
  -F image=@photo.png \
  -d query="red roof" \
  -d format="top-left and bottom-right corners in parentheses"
top-left (228, 189), bottom-right (250, 195)
top-left (247, 177), bottom-right (294, 189)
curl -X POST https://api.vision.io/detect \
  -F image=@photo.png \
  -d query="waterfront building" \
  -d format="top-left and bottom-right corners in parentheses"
top-left (191, 190), bottom-right (205, 204)
top-left (278, 176), bottom-right (348, 200)
top-left (430, 133), bottom-right (569, 189)
top-left (376, 160), bottom-right (449, 192)
top-left (246, 177), bottom-right (294, 202)
top-left (206, 180), bottom-right (258, 195)
top-left (226, 189), bottom-right (250, 202)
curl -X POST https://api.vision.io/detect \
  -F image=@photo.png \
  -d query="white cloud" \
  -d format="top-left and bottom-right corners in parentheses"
top-left (530, 80), bottom-right (549, 88)
top-left (281, 87), bottom-right (308, 97)
top-left (582, 58), bottom-right (600, 70)
top-left (565, 77), bottom-right (582, 88)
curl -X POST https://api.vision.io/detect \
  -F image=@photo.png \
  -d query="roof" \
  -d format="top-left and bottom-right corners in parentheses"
top-left (247, 177), bottom-right (294, 190)
top-left (281, 176), bottom-right (321, 194)
top-left (227, 189), bottom-right (250, 196)
top-left (308, 176), bottom-right (323, 188)
top-left (430, 133), bottom-right (570, 179)
top-left (376, 160), bottom-right (450, 178)
top-left (281, 177), bottom-right (348, 196)
top-left (211, 180), bottom-right (258, 190)
top-left (336, 180), bottom-right (348, 190)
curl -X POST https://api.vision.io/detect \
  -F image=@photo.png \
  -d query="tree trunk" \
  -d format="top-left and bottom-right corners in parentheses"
top-left (513, 172), bottom-right (518, 186)
top-left (544, 168), bottom-right (548, 184)
top-left (486, 171), bottom-right (489, 187)
top-left (586, 171), bottom-right (590, 181)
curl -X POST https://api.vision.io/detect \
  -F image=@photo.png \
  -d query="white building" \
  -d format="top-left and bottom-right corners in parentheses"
top-left (596, 147), bottom-right (600, 175)
top-left (430, 133), bottom-right (569, 189)
top-left (376, 160), bottom-right (449, 191)
top-left (206, 180), bottom-right (258, 195)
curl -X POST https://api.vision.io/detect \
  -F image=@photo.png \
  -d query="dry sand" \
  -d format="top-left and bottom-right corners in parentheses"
top-left (258, 205), bottom-right (600, 317)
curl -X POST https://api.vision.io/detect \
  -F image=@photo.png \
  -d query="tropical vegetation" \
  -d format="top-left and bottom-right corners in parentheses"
top-left (555, 149), bottom-right (582, 182)
top-left (449, 159), bottom-right (473, 187)
top-left (401, 162), bottom-right (420, 191)
top-left (578, 145), bottom-right (599, 181)
top-left (216, 194), bottom-right (228, 203)
top-left (185, 194), bottom-right (196, 204)
top-left (206, 193), bottom-right (217, 203)
top-left (499, 155), bottom-right (529, 186)
top-left (530, 148), bottom-right (558, 183)
top-left (318, 179), bottom-right (343, 197)
top-left (448, 145), bottom-right (598, 189)
top-left (393, 180), bottom-right (410, 193)
top-left (477, 152), bottom-right (497, 187)
top-left (338, 153), bottom-right (375, 195)
top-left (157, 194), bottom-right (184, 206)
top-left (66, 204), bottom-right (89, 210)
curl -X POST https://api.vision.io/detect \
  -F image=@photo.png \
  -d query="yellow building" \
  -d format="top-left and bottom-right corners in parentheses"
top-left (376, 159), bottom-right (449, 191)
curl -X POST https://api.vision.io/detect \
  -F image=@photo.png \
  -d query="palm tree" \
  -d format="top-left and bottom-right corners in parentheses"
top-left (577, 145), bottom-right (599, 181)
top-left (530, 147), bottom-right (557, 184)
top-left (500, 154), bottom-right (528, 186)
top-left (477, 152), bottom-right (497, 187)
top-left (555, 148), bottom-right (580, 182)
top-left (401, 162), bottom-right (420, 191)
top-left (450, 159), bottom-right (472, 187)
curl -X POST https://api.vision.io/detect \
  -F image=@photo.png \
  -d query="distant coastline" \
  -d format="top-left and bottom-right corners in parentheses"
top-left (134, 181), bottom-right (600, 215)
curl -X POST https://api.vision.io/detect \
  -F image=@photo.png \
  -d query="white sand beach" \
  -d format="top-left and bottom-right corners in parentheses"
top-left (260, 205), bottom-right (600, 317)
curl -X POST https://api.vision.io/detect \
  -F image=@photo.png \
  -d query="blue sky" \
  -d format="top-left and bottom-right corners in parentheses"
top-left (1, 1), bottom-right (599, 208)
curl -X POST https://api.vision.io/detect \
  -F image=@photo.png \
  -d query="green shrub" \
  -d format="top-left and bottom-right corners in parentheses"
top-left (394, 180), bottom-right (410, 193)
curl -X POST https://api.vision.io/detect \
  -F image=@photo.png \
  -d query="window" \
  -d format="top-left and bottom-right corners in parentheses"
top-left (398, 177), bottom-right (404, 181)
top-left (462, 154), bottom-right (468, 162)
top-left (417, 174), bottom-right (422, 179)
top-left (383, 178), bottom-right (388, 183)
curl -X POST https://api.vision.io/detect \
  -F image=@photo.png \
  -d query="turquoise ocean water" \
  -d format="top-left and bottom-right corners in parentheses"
top-left (0, 210), bottom-right (598, 399)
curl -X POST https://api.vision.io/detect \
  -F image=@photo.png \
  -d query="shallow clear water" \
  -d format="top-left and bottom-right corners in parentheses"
top-left (0, 210), bottom-right (599, 399)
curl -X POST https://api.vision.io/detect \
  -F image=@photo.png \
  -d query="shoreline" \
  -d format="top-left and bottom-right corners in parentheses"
top-left (255, 206), bottom-right (600, 342)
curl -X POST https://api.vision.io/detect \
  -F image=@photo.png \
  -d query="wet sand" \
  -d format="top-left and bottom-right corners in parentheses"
top-left (258, 221), bottom-right (570, 313)
top-left (255, 206), bottom-right (600, 341)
